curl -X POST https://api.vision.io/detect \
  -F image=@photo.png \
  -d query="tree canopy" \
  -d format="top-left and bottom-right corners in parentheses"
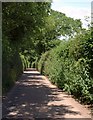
top-left (3, 2), bottom-right (91, 100)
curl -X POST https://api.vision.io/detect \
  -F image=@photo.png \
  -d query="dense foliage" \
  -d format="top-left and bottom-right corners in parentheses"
top-left (2, 2), bottom-right (51, 93)
top-left (38, 28), bottom-right (93, 104)
top-left (3, 2), bottom-right (92, 105)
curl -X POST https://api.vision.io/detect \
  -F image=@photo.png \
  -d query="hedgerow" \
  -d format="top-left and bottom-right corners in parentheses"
top-left (2, 36), bottom-right (23, 94)
top-left (38, 29), bottom-right (93, 104)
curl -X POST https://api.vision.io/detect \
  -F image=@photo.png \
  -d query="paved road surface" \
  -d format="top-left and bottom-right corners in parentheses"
top-left (2, 68), bottom-right (92, 119)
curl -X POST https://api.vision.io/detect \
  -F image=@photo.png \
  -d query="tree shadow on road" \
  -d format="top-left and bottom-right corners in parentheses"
top-left (2, 69), bottom-right (82, 119)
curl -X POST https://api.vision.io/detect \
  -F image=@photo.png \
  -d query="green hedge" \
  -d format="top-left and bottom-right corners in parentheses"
top-left (20, 53), bottom-right (30, 70)
top-left (2, 37), bottom-right (23, 94)
top-left (38, 30), bottom-right (93, 104)
top-left (38, 51), bottom-right (49, 74)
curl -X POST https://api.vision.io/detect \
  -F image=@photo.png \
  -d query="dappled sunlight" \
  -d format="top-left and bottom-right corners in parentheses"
top-left (21, 103), bottom-right (27, 107)
top-left (2, 1), bottom-right (92, 119)
top-left (2, 68), bottom-right (91, 119)
top-left (27, 76), bottom-right (44, 80)
top-left (8, 110), bottom-right (19, 116)
top-left (8, 106), bottom-right (16, 111)
top-left (24, 70), bottom-right (40, 75)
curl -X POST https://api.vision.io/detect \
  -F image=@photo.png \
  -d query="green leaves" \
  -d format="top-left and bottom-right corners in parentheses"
top-left (38, 29), bottom-right (93, 104)
top-left (2, 2), bottom-right (51, 94)
top-left (2, 2), bottom-right (92, 100)
top-left (2, 2), bottom-right (51, 43)
top-left (46, 10), bottom-right (82, 39)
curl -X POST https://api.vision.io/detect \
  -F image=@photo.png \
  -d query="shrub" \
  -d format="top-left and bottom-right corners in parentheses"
top-left (2, 36), bottom-right (23, 94)
top-left (38, 30), bottom-right (93, 104)
top-left (38, 51), bottom-right (49, 74)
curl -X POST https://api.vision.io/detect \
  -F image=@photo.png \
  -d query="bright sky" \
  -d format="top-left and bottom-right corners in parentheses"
top-left (51, 0), bottom-right (92, 28)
